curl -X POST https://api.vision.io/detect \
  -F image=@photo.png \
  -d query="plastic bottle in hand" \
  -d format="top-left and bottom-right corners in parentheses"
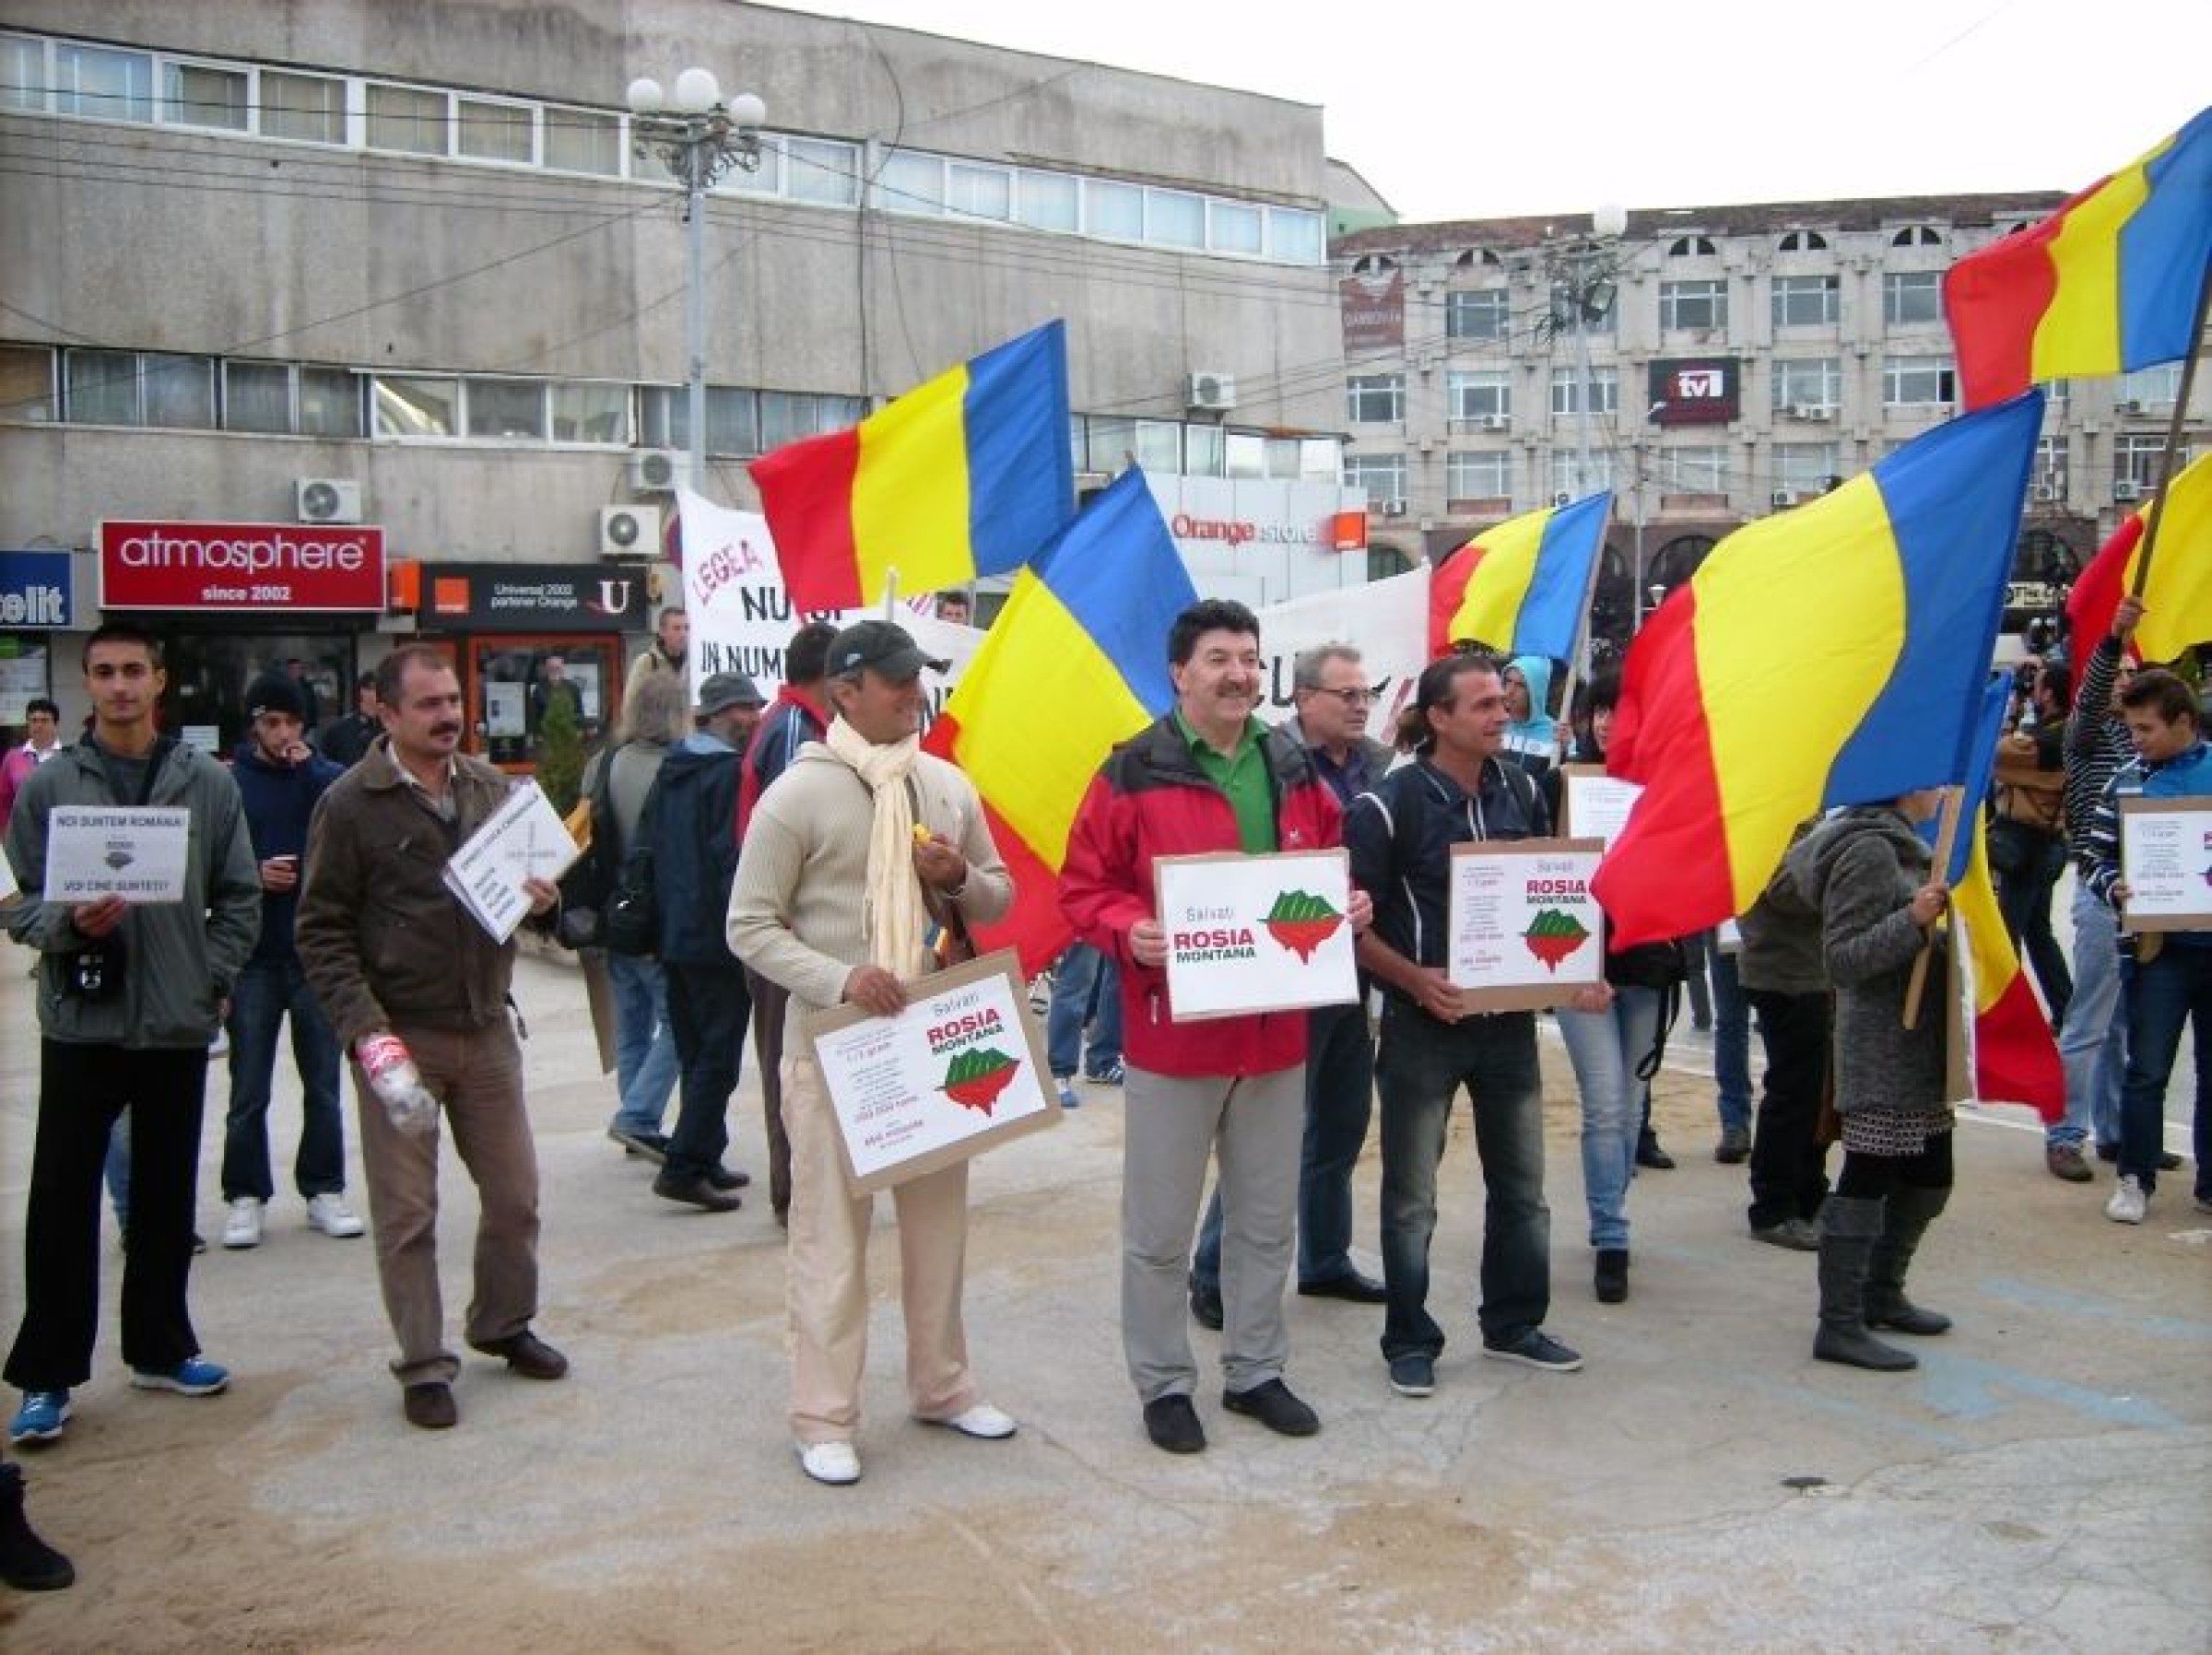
top-left (358, 1032), bottom-right (439, 1135)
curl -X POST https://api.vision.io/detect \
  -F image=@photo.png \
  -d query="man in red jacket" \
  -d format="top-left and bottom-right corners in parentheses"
top-left (1062, 599), bottom-right (1371, 1456)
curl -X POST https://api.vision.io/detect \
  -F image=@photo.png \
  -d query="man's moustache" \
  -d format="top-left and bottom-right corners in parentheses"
top-left (432, 723), bottom-right (461, 737)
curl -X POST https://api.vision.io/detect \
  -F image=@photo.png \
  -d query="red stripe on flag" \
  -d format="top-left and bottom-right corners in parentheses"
top-left (1944, 212), bottom-right (2065, 408)
top-left (1593, 587), bottom-right (1736, 945)
top-left (2063, 512), bottom-right (2143, 705)
top-left (1428, 541), bottom-right (1477, 657)
top-left (922, 711), bottom-right (1072, 978)
top-left (1977, 970), bottom-right (2065, 1122)
top-left (748, 428), bottom-right (865, 609)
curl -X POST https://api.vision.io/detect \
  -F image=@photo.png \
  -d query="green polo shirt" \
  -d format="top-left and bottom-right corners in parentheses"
top-left (1174, 710), bottom-right (1275, 853)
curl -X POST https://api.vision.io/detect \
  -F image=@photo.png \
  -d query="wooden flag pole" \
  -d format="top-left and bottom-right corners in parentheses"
top-left (2127, 252), bottom-right (2212, 599)
top-left (1902, 784), bottom-right (1966, 1031)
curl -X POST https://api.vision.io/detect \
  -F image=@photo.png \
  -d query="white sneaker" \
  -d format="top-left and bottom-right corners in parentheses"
top-left (2105, 1174), bottom-right (2148, 1226)
top-left (305, 1193), bottom-right (366, 1238)
top-left (221, 1197), bottom-right (264, 1250)
top-left (926, 1402), bottom-right (1018, 1440)
top-left (796, 1438), bottom-right (861, 1485)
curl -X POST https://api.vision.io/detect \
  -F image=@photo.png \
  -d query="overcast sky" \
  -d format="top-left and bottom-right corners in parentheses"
top-left (780, 0), bottom-right (2207, 222)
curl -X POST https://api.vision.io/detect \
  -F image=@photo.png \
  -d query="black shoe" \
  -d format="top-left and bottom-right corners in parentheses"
top-left (608, 1127), bottom-right (669, 1165)
top-left (1635, 1134), bottom-right (1676, 1171)
top-left (0, 1463), bottom-right (74, 1591)
top-left (2094, 1141), bottom-right (2119, 1163)
top-left (1221, 1378), bottom-right (1319, 1437)
top-left (1142, 1394), bottom-right (1206, 1454)
top-left (1714, 1125), bottom-right (1752, 1165)
top-left (1188, 1278), bottom-right (1224, 1331)
top-left (469, 1329), bottom-right (569, 1380)
top-left (1297, 1268), bottom-right (1386, 1304)
top-left (2158, 1150), bottom-right (2183, 1172)
top-left (403, 1381), bottom-right (457, 1429)
top-left (705, 1165), bottom-right (752, 1191)
top-left (653, 1171), bottom-right (742, 1213)
top-left (1594, 1249), bottom-right (1630, 1304)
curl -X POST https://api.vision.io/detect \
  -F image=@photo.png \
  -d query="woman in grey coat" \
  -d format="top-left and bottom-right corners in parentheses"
top-left (1793, 790), bottom-right (1955, 1371)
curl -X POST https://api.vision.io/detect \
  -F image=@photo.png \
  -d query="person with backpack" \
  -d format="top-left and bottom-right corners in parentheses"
top-left (638, 672), bottom-right (763, 1212)
top-left (1345, 650), bottom-right (1592, 1402)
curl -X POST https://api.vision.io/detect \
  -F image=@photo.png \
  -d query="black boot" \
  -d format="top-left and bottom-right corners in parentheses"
top-left (1865, 1183), bottom-right (1951, 1335)
top-left (0, 1461), bottom-right (75, 1591)
top-left (1812, 1195), bottom-right (1916, 1371)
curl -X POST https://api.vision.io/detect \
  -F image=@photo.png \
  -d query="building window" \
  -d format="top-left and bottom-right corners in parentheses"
top-left (1447, 450), bottom-right (1512, 500)
top-left (941, 161), bottom-right (1011, 222)
top-left (1550, 451), bottom-right (1615, 497)
top-left (457, 95), bottom-right (533, 164)
top-left (2119, 362), bottom-right (2184, 409)
top-left (550, 383), bottom-right (628, 445)
top-left (1455, 248), bottom-right (1502, 270)
top-left (1346, 374), bottom-right (1405, 425)
top-left (1883, 356), bottom-right (1957, 407)
top-left (1446, 289), bottom-right (1511, 342)
top-left (1550, 366), bottom-right (1619, 416)
top-left (1660, 447), bottom-right (1729, 493)
top-left (1777, 230), bottom-right (1829, 252)
top-left (788, 137), bottom-right (860, 206)
top-left (1446, 370), bottom-right (1512, 422)
top-left (1351, 254), bottom-right (1397, 276)
top-left (160, 61), bottom-right (249, 131)
top-left (53, 41), bottom-right (151, 122)
top-left (1772, 443), bottom-right (1841, 499)
top-left (1771, 275), bottom-right (1840, 328)
top-left (1882, 271), bottom-right (1944, 326)
top-left (366, 82), bottom-right (448, 154)
top-left (1660, 278), bottom-right (1728, 332)
top-left (880, 149), bottom-right (947, 215)
top-left (0, 344), bottom-right (56, 422)
top-left (640, 385), bottom-right (759, 456)
top-left (374, 374), bottom-right (459, 438)
top-left (1344, 452), bottom-right (1407, 503)
top-left (1890, 225), bottom-right (1944, 248)
top-left (262, 68), bottom-right (346, 144)
top-left (1667, 235), bottom-right (1717, 257)
top-left (1209, 199), bottom-right (1264, 256)
top-left (1147, 187), bottom-right (1206, 248)
top-left (2115, 434), bottom-right (2179, 490)
top-left (2033, 436), bottom-right (2068, 499)
top-left (1266, 207), bottom-right (1324, 265)
top-left (1771, 358), bottom-right (1841, 413)
top-left (222, 361), bottom-right (364, 438)
top-left (542, 106), bottom-right (621, 175)
top-left (1, 35), bottom-right (45, 113)
top-left (465, 378), bottom-right (547, 440)
top-left (63, 348), bottom-right (216, 428)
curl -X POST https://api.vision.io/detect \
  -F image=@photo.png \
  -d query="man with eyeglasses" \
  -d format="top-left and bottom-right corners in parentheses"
top-left (1191, 644), bottom-right (1394, 1328)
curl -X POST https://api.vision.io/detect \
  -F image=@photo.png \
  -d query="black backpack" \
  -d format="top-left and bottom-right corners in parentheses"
top-left (601, 768), bottom-right (663, 957)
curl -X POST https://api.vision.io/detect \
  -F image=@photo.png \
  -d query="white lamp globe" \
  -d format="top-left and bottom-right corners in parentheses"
top-left (1593, 202), bottom-right (1629, 239)
top-left (626, 76), bottom-right (665, 115)
top-left (672, 67), bottom-right (721, 113)
top-left (726, 91), bottom-right (766, 132)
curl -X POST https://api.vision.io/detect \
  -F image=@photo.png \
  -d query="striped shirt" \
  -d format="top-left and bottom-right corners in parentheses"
top-left (2063, 637), bottom-right (2135, 875)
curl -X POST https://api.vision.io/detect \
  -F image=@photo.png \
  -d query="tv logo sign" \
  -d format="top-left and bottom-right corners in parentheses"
top-left (0, 549), bottom-right (76, 628)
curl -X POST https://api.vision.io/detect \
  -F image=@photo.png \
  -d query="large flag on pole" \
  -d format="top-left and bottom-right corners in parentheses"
top-left (1427, 493), bottom-right (1612, 661)
top-left (1594, 393), bottom-right (2043, 946)
top-left (1937, 675), bottom-right (2065, 1120)
top-left (2062, 450), bottom-right (2212, 672)
top-left (1944, 107), bottom-right (2212, 410)
top-left (749, 321), bottom-right (1074, 610)
top-left (921, 468), bottom-right (1196, 974)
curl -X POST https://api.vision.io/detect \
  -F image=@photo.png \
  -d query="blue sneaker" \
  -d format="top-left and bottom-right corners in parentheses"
top-left (1084, 1061), bottom-right (1125, 1086)
top-left (130, 1357), bottom-right (229, 1396)
top-left (9, 1390), bottom-right (70, 1444)
top-left (1054, 1077), bottom-right (1080, 1109)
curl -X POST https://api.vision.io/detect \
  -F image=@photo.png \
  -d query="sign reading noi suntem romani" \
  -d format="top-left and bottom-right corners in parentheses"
top-left (99, 521), bottom-right (386, 612)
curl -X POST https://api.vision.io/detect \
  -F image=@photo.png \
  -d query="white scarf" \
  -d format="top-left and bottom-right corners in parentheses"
top-left (822, 716), bottom-right (929, 976)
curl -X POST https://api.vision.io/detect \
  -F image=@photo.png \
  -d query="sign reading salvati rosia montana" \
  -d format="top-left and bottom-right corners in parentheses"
top-left (99, 521), bottom-right (386, 612)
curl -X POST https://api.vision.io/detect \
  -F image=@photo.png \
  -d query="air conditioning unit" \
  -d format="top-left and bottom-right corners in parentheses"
top-left (294, 477), bottom-right (362, 524)
top-left (1789, 405), bottom-right (1833, 422)
top-left (1186, 370), bottom-right (1237, 413)
top-left (1770, 489), bottom-right (1798, 509)
top-left (599, 503), bottom-right (663, 558)
top-left (2032, 483), bottom-right (2062, 503)
top-left (1380, 499), bottom-right (1409, 518)
top-left (1478, 414), bottom-right (1512, 432)
top-left (2120, 399), bottom-right (2145, 416)
top-left (2112, 479), bottom-right (2143, 503)
top-left (627, 448), bottom-right (682, 493)
top-left (1552, 492), bottom-right (1572, 508)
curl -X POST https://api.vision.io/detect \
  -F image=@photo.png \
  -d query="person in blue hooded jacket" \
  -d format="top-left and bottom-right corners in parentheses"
top-left (1500, 655), bottom-right (1559, 780)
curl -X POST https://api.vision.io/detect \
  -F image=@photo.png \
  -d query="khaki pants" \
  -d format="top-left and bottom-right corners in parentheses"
top-left (355, 1018), bottom-right (539, 1387)
top-left (782, 1051), bottom-right (978, 1444)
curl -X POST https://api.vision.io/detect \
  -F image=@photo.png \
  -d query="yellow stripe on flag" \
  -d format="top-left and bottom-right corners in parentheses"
top-left (2031, 156), bottom-right (2151, 383)
top-left (2130, 452), bottom-right (2212, 663)
top-left (1447, 512), bottom-right (1549, 649)
top-left (851, 364), bottom-right (973, 602)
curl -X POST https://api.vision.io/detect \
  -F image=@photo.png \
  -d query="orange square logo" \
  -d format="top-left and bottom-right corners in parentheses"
top-left (431, 577), bottom-right (470, 616)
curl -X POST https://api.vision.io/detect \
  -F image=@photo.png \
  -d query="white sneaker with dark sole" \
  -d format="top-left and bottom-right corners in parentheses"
top-left (796, 1439), bottom-right (861, 1485)
top-left (2105, 1174), bottom-right (2147, 1225)
top-left (221, 1197), bottom-right (264, 1250)
top-left (305, 1193), bottom-right (365, 1238)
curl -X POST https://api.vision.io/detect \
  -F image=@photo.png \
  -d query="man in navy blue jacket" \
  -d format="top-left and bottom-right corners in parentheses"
top-left (219, 675), bottom-right (362, 1250)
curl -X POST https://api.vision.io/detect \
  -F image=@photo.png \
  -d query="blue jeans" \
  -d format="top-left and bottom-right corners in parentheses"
top-left (1556, 991), bottom-right (1662, 1250)
top-left (607, 952), bottom-right (679, 1136)
top-left (1992, 824), bottom-right (2073, 1027)
top-left (1192, 999), bottom-right (1377, 1289)
top-left (220, 955), bottom-right (347, 1202)
top-left (2117, 945), bottom-right (2212, 1191)
top-left (1375, 1003), bottom-right (1549, 1360)
top-left (2053, 881), bottom-right (2125, 1150)
top-left (1710, 947), bottom-right (1751, 1133)
top-left (1046, 944), bottom-right (1123, 1079)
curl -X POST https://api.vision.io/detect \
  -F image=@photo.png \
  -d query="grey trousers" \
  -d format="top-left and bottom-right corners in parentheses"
top-left (1122, 1062), bottom-right (1303, 1403)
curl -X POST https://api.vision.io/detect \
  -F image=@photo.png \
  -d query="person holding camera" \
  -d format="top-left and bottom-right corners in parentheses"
top-left (3, 623), bottom-right (262, 1447)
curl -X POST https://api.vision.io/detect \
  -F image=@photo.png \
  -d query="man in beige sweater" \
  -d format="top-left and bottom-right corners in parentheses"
top-left (726, 620), bottom-right (1018, 1485)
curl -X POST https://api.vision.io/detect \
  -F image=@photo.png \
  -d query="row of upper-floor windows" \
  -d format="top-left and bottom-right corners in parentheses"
top-left (0, 31), bottom-right (1326, 265)
top-left (1347, 431), bottom-right (2182, 506)
top-left (1347, 361), bottom-right (2186, 425)
top-left (0, 343), bottom-right (1345, 479)
top-left (1435, 271), bottom-right (1966, 345)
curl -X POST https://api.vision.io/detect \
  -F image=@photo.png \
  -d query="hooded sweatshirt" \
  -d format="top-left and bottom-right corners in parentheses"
top-left (1503, 654), bottom-right (1558, 777)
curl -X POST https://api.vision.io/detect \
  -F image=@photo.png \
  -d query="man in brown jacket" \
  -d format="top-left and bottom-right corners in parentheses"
top-left (297, 644), bottom-right (566, 1430)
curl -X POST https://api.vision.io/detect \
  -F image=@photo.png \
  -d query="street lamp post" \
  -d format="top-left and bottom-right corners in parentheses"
top-left (1548, 203), bottom-right (1627, 502)
top-left (627, 69), bottom-right (766, 497)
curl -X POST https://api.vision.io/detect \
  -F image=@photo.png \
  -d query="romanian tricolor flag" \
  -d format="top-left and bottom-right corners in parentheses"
top-left (1594, 393), bottom-right (2043, 947)
top-left (921, 468), bottom-right (1196, 974)
top-left (1935, 675), bottom-right (2063, 1120)
top-left (1945, 107), bottom-right (2212, 410)
top-left (748, 322), bottom-right (1075, 610)
top-left (1427, 493), bottom-right (1612, 661)
top-left (2062, 450), bottom-right (2212, 675)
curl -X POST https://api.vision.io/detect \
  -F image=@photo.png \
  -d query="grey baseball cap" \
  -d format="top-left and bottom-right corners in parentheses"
top-left (696, 671), bottom-right (766, 715)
